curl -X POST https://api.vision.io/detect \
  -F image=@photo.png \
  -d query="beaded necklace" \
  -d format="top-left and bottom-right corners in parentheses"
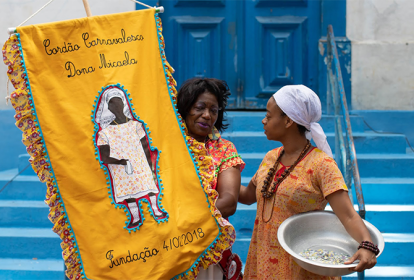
top-left (261, 140), bottom-right (311, 199)
top-left (261, 140), bottom-right (311, 223)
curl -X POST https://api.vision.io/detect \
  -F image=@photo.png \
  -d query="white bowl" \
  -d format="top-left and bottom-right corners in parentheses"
top-left (277, 211), bottom-right (384, 276)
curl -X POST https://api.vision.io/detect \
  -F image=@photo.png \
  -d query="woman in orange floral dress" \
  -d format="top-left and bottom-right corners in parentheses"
top-left (239, 85), bottom-right (378, 279)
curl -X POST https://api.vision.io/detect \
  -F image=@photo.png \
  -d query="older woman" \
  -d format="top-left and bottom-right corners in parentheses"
top-left (177, 78), bottom-right (245, 279)
top-left (239, 85), bottom-right (378, 279)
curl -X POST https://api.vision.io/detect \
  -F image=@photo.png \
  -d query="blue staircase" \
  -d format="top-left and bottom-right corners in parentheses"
top-left (1, 112), bottom-right (413, 279)
top-left (226, 112), bottom-right (414, 279)
top-left (0, 157), bottom-right (64, 279)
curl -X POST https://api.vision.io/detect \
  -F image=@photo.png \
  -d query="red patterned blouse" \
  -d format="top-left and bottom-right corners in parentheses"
top-left (205, 128), bottom-right (245, 190)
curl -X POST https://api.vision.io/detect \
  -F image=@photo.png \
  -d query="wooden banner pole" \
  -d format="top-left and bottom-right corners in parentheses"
top-left (82, 0), bottom-right (92, 17)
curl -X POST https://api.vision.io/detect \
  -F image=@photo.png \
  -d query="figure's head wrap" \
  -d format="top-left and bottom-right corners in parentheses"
top-left (273, 85), bottom-right (333, 157)
top-left (95, 87), bottom-right (133, 129)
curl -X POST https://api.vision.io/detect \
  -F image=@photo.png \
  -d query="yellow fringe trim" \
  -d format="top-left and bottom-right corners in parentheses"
top-left (155, 15), bottom-right (236, 279)
top-left (3, 34), bottom-right (82, 280)
top-left (181, 134), bottom-right (237, 279)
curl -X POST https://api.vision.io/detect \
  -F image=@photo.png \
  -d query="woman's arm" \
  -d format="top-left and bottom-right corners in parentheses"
top-left (239, 180), bottom-right (257, 205)
top-left (327, 190), bottom-right (377, 272)
top-left (99, 145), bottom-right (127, 165)
top-left (215, 167), bottom-right (241, 218)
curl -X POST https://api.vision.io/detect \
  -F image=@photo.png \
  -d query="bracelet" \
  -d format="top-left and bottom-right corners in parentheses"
top-left (358, 241), bottom-right (380, 255)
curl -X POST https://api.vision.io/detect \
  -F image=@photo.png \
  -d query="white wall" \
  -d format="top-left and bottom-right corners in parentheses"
top-left (347, 0), bottom-right (414, 110)
top-left (0, 0), bottom-right (135, 110)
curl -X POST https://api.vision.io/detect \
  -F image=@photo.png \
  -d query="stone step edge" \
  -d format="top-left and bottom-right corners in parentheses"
top-left (226, 112), bottom-right (362, 118)
top-left (234, 233), bottom-right (414, 243)
top-left (2, 261), bottom-right (409, 278)
top-left (0, 200), bottom-right (47, 208)
top-left (239, 152), bottom-right (414, 160)
top-left (0, 168), bottom-right (39, 181)
top-left (0, 227), bottom-right (56, 238)
top-left (234, 203), bottom-right (414, 212)
top-left (223, 131), bottom-right (405, 138)
top-left (343, 265), bottom-right (414, 278)
top-left (1, 174), bottom-right (412, 188)
top-left (325, 204), bottom-right (414, 212)
top-left (0, 258), bottom-right (63, 271)
top-left (241, 177), bottom-right (414, 184)
top-left (239, 265), bottom-right (414, 279)
top-left (4, 200), bottom-right (413, 212)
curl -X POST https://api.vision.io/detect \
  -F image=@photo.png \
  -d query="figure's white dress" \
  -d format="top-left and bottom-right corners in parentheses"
top-left (97, 120), bottom-right (158, 203)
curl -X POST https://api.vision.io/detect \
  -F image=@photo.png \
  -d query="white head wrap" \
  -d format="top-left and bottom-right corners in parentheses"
top-left (95, 87), bottom-right (133, 129)
top-left (273, 85), bottom-right (333, 158)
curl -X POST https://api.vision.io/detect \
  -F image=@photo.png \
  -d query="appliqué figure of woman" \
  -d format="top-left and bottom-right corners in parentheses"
top-left (94, 86), bottom-right (167, 229)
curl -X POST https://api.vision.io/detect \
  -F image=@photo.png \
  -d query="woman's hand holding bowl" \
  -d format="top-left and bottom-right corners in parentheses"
top-left (345, 248), bottom-right (377, 272)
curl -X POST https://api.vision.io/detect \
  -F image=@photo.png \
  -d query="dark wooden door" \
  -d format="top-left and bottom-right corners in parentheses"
top-left (150, 0), bottom-right (346, 109)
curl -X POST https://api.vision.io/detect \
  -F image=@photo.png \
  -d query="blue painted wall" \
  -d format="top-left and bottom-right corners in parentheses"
top-left (0, 110), bottom-right (26, 171)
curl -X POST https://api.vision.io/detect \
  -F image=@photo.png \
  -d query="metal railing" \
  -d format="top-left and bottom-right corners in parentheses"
top-left (326, 24), bottom-right (366, 280)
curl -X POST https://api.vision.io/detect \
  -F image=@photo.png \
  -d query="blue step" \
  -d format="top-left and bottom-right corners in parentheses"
top-left (344, 266), bottom-right (414, 279)
top-left (378, 233), bottom-right (414, 266)
top-left (18, 154), bottom-right (36, 176)
top-left (0, 169), bottom-right (45, 201)
top-left (231, 231), bottom-right (414, 267)
top-left (227, 112), bottom-right (366, 133)
top-left (0, 200), bottom-right (51, 228)
top-left (222, 132), bottom-right (407, 154)
top-left (0, 258), bottom-right (64, 280)
top-left (241, 177), bottom-right (414, 205)
top-left (351, 178), bottom-right (414, 205)
top-left (230, 203), bottom-right (414, 235)
top-left (228, 203), bottom-right (256, 239)
top-left (0, 228), bottom-right (61, 259)
top-left (355, 153), bottom-right (414, 178)
top-left (239, 152), bottom-right (414, 178)
top-left (356, 205), bottom-right (414, 233)
top-left (231, 237), bottom-right (250, 266)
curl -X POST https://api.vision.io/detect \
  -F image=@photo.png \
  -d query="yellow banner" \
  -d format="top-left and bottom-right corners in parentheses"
top-left (3, 9), bottom-right (233, 280)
